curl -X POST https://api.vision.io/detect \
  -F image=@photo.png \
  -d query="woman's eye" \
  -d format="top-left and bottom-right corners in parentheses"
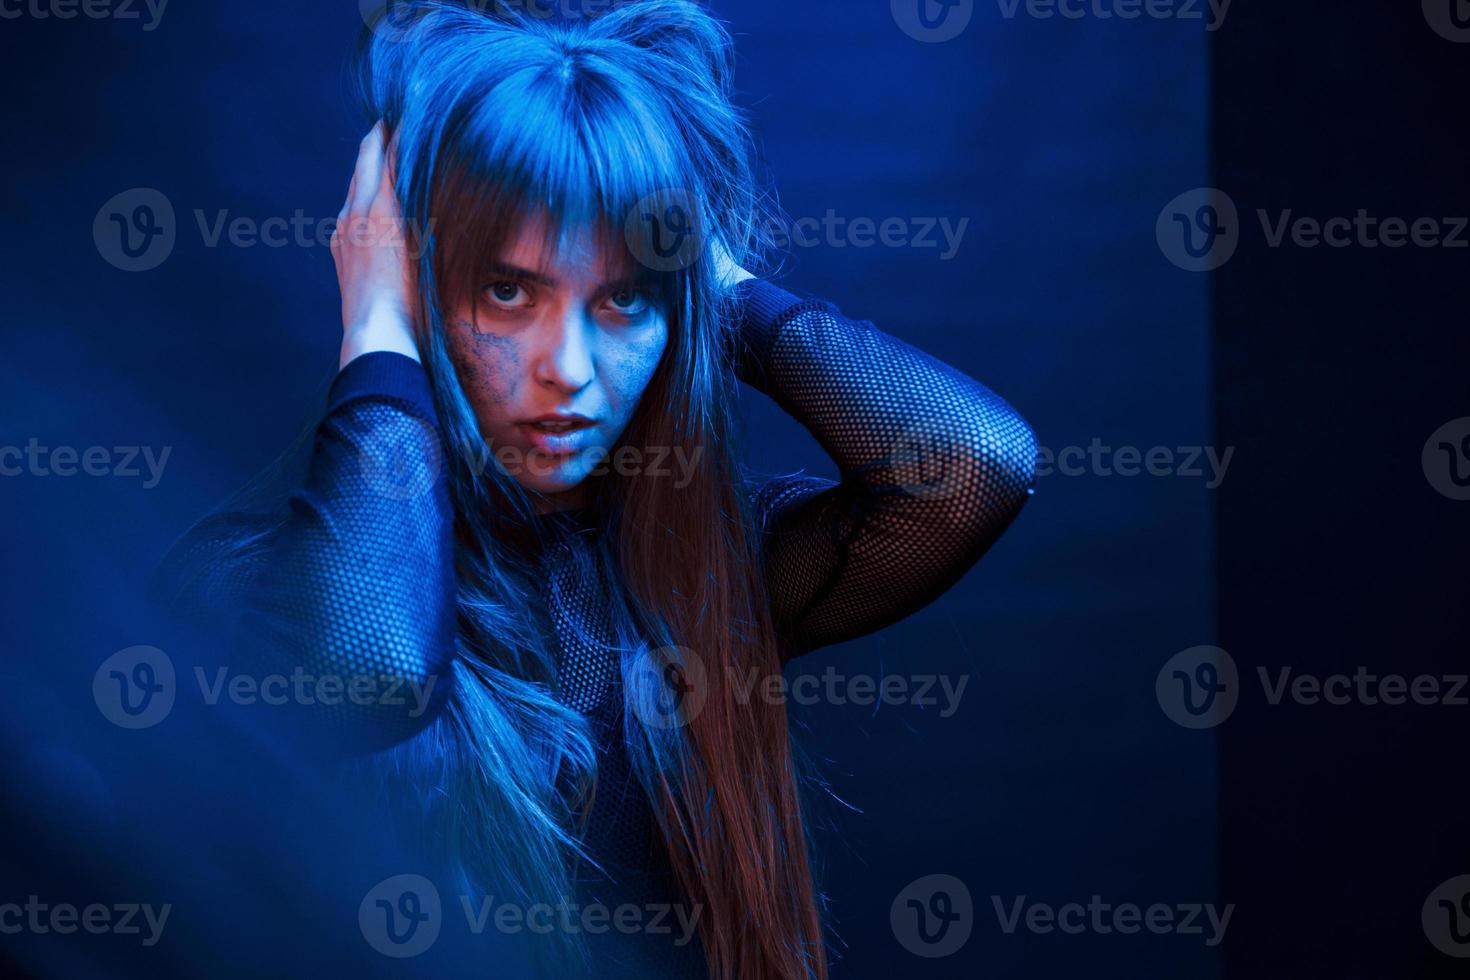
top-left (484, 281), bottom-right (530, 309)
top-left (606, 288), bottom-right (649, 316)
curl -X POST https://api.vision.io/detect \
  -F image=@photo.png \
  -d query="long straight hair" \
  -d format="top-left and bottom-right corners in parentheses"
top-left (351, 3), bottom-right (827, 977)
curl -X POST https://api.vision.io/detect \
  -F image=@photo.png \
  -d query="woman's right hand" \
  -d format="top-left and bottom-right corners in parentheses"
top-left (331, 120), bottom-right (422, 369)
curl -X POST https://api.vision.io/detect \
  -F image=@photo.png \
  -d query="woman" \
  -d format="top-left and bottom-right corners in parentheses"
top-left (152, 1), bottom-right (1038, 976)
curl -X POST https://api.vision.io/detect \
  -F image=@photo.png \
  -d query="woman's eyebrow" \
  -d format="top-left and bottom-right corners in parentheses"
top-left (485, 261), bottom-right (558, 288)
top-left (486, 260), bottom-right (649, 294)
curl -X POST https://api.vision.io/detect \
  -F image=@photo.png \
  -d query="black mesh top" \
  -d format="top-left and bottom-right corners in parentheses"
top-left (151, 277), bottom-right (1039, 977)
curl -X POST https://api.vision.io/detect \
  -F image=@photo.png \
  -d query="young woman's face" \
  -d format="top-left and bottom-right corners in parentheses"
top-left (446, 218), bottom-right (669, 510)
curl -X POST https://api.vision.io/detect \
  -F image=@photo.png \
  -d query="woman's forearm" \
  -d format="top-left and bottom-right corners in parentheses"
top-left (250, 350), bottom-right (457, 750)
top-left (156, 351), bottom-right (458, 756)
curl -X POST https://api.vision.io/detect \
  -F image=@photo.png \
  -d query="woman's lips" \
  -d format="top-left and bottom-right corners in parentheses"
top-left (516, 421), bottom-right (597, 454)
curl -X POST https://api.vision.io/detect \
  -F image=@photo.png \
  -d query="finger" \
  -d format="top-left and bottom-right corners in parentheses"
top-left (344, 125), bottom-right (374, 211)
top-left (375, 128), bottom-right (405, 218)
top-left (384, 128), bottom-right (401, 189)
top-left (345, 154), bottom-right (360, 209)
top-left (350, 121), bottom-right (386, 215)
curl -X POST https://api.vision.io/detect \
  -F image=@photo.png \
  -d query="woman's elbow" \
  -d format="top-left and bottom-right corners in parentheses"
top-left (899, 408), bottom-right (1038, 538)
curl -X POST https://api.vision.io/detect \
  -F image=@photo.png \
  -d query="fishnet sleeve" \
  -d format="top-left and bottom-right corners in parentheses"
top-left (733, 278), bottom-right (1039, 661)
top-left (150, 351), bottom-right (457, 754)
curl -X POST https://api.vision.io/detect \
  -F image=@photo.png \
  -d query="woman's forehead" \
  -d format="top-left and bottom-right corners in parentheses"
top-left (500, 212), bottom-right (638, 284)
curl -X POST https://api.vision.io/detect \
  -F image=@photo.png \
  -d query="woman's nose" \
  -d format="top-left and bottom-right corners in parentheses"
top-left (532, 308), bottom-right (595, 393)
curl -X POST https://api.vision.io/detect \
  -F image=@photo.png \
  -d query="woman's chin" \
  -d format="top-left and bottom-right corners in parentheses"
top-left (513, 454), bottom-right (592, 495)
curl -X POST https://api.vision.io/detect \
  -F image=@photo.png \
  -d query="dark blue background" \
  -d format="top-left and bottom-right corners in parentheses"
top-left (3, 2), bottom-right (1222, 977)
